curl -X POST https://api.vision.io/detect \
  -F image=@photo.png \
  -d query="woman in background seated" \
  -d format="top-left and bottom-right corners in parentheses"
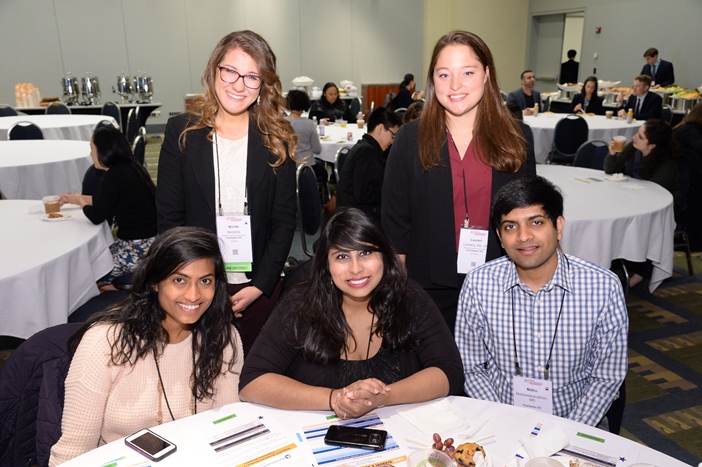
top-left (286, 89), bottom-right (327, 182)
top-left (673, 102), bottom-right (702, 249)
top-left (50, 227), bottom-right (243, 465)
top-left (569, 76), bottom-right (604, 115)
top-left (60, 125), bottom-right (157, 290)
top-left (393, 73), bottom-right (424, 110)
top-left (604, 119), bottom-right (680, 287)
top-left (239, 208), bottom-right (464, 420)
top-left (309, 82), bottom-right (351, 123)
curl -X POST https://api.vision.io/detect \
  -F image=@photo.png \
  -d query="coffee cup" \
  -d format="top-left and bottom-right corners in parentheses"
top-left (605, 110), bottom-right (613, 119)
top-left (42, 195), bottom-right (60, 214)
top-left (612, 135), bottom-right (627, 152)
top-left (357, 119), bottom-right (365, 129)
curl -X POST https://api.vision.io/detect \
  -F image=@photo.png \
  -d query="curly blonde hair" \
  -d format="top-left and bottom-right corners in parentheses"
top-left (181, 30), bottom-right (296, 166)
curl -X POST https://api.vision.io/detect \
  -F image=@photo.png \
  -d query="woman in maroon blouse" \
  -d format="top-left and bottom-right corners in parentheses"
top-left (382, 31), bottom-right (536, 333)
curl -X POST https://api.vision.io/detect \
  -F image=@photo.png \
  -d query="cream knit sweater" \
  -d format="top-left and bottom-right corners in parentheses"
top-left (49, 323), bottom-right (243, 466)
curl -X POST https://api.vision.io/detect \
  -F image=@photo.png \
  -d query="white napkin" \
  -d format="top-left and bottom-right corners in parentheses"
top-left (519, 426), bottom-right (569, 459)
top-left (396, 399), bottom-right (467, 438)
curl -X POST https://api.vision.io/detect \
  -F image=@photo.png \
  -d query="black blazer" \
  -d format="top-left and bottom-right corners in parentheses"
top-left (569, 93), bottom-right (605, 115)
top-left (641, 59), bottom-right (675, 87)
top-left (618, 92), bottom-right (663, 121)
top-left (156, 113), bottom-right (297, 296)
top-left (559, 59), bottom-right (579, 84)
top-left (382, 121), bottom-right (536, 290)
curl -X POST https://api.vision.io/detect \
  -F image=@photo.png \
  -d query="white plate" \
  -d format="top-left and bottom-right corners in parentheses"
top-left (598, 80), bottom-right (621, 89)
top-left (604, 174), bottom-right (628, 182)
top-left (41, 212), bottom-right (72, 221)
top-left (29, 203), bottom-right (80, 214)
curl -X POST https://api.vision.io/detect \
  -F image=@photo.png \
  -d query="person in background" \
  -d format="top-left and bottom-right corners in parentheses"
top-left (156, 30), bottom-right (297, 355)
top-left (309, 82), bottom-right (352, 123)
top-left (393, 73), bottom-right (424, 110)
top-left (616, 75), bottom-right (662, 120)
top-left (382, 31), bottom-right (536, 333)
top-left (569, 75), bottom-right (604, 115)
top-left (49, 227), bottom-right (244, 465)
top-left (402, 100), bottom-right (424, 124)
top-left (286, 89), bottom-right (326, 182)
top-left (60, 125), bottom-right (157, 291)
top-left (604, 119), bottom-right (680, 287)
top-left (507, 70), bottom-right (541, 116)
top-left (456, 176), bottom-right (627, 428)
top-left (239, 208), bottom-right (464, 420)
top-left (337, 107), bottom-right (401, 221)
top-left (641, 47), bottom-right (675, 88)
top-left (673, 102), bottom-right (702, 249)
top-left (559, 49), bottom-right (579, 85)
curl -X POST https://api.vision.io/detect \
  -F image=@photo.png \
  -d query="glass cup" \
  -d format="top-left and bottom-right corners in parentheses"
top-left (525, 458), bottom-right (562, 467)
top-left (612, 135), bottom-right (627, 152)
top-left (357, 119), bottom-right (365, 129)
top-left (407, 450), bottom-right (453, 467)
top-left (605, 110), bottom-right (614, 119)
top-left (42, 195), bottom-right (60, 214)
top-left (339, 120), bottom-right (347, 128)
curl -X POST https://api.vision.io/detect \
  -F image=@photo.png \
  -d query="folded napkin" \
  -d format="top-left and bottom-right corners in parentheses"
top-left (519, 426), bottom-right (569, 459)
top-left (396, 399), bottom-right (467, 438)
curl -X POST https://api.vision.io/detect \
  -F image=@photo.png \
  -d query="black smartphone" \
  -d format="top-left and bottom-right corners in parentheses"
top-left (324, 424), bottom-right (387, 451)
top-left (125, 429), bottom-right (177, 462)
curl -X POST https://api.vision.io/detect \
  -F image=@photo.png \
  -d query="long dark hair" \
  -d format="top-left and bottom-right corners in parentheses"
top-left (641, 119), bottom-right (678, 179)
top-left (580, 76), bottom-right (598, 100)
top-left (419, 31), bottom-right (526, 172)
top-left (69, 227), bottom-right (239, 401)
top-left (288, 208), bottom-right (416, 363)
top-left (92, 125), bottom-right (155, 196)
top-left (673, 101), bottom-right (702, 130)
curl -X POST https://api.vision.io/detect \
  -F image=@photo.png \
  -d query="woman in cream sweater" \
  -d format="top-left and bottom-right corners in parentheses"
top-left (49, 227), bottom-right (244, 465)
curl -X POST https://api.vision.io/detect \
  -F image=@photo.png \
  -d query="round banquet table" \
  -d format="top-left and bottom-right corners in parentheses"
top-left (524, 114), bottom-right (644, 164)
top-left (0, 200), bottom-right (114, 339)
top-left (316, 123), bottom-right (367, 164)
top-left (537, 165), bottom-right (674, 292)
top-left (0, 114), bottom-right (116, 141)
top-left (0, 140), bottom-right (92, 199)
top-left (59, 396), bottom-right (688, 467)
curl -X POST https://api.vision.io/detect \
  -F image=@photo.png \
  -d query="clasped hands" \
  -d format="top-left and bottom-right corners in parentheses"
top-left (331, 378), bottom-right (390, 419)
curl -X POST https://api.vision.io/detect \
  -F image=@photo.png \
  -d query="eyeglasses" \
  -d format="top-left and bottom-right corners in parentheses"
top-left (388, 128), bottom-right (397, 140)
top-left (217, 66), bottom-right (262, 89)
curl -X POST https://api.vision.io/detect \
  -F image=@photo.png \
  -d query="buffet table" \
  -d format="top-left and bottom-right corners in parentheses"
top-left (316, 123), bottom-right (367, 164)
top-left (0, 140), bottom-right (92, 199)
top-left (524, 114), bottom-right (643, 164)
top-left (16, 102), bottom-right (161, 130)
top-left (0, 200), bottom-right (114, 339)
top-left (537, 165), bottom-right (674, 292)
top-left (59, 396), bottom-right (689, 467)
top-left (0, 115), bottom-right (116, 141)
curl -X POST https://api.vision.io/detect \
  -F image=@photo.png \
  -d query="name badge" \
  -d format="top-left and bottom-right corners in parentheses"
top-left (457, 228), bottom-right (488, 274)
top-left (513, 376), bottom-right (553, 415)
top-left (216, 215), bottom-right (253, 272)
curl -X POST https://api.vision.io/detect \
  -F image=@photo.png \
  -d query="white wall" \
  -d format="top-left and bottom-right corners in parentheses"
top-left (0, 0), bottom-right (424, 127)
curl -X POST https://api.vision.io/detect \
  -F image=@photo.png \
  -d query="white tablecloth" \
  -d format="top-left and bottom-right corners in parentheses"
top-left (0, 200), bottom-right (114, 339)
top-left (317, 123), bottom-right (367, 163)
top-left (0, 115), bottom-right (116, 141)
top-left (59, 396), bottom-right (689, 467)
top-left (537, 165), bottom-right (675, 291)
top-left (0, 140), bottom-right (92, 199)
top-left (524, 114), bottom-right (644, 163)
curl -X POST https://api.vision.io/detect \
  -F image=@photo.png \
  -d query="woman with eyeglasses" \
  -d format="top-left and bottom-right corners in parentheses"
top-left (156, 30), bottom-right (297, 355)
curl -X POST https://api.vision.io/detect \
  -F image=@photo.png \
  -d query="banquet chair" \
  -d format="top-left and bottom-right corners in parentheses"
top-left (296, 164), bottom-right (323, 257)
top-left (101, 101), bottom-right (122, 129)
top-left (0, 322), bottom-right (82, 467)
top-left (546, 114), bottom-right (588, 165)
top-left (394, 107), bottom-right (407, 122)
top-left (674, 153), bottom-right (694, 276)
top-left (7, 121), bottom-right (44, 140)
top-left (81, 165), bottom-right (105, 197)
top-left (0, 104), bottom-right (18, 117)
top-left (349, 98), bottom-right (361, 120)
top-left (44, 102), bottom-right (71, 114)
top-left (94, 119), bottom-right (116, 132)
top-left (603, 380), bottom-right (626, 434)
top-left (660, 104), bottom-right (673, 125)
top-left (334, 147), bottom-right (350, 184)
top-left (125, 107), bottom-right (139, 144)
top-left (132, 131), bottom-right (146, 167)
top-left (573, 139), bottom-right (609, 170)
top-left (500, 90), bottom-right (508, 102)
top-left (68, 290), bottom-right (127, 322)
top-left (541, 95), bottom-right (551, 113)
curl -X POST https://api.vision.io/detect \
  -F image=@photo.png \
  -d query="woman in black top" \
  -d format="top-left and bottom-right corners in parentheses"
top-left (309, 82), bottom-right (351, 123)
top-left (569, 76), bottom-right (604, 115)
top-left (60, 126), bottom-right (157, 288)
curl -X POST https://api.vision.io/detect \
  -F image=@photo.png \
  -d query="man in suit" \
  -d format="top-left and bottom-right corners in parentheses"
top-left (559, 49), bottom-right (579, 84)
top-left (507, 70), bottom-right (541, 116)
top-left (640, 47), bottom-right (675, 87)
top-left (616, 75), bottom-right (662, 121)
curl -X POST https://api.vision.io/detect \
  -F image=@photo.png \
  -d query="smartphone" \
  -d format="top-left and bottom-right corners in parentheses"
top-left (125, 429), bottom-right (177, 461)
top-left (324, 425), bottom-right (387, 451)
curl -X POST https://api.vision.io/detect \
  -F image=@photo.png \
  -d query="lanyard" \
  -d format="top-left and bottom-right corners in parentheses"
top-left (510, 255), bottom-right (569, 380)
top-left (214, 131), bottom-right (249, 216)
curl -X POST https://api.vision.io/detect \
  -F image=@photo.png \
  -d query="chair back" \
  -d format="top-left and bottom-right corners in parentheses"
top-left (126, 107), bottom-right (139, 144)
top-left (661, 104), bottom-right (673, 125)
top-left (45, 102), bottom-right (71, 114)
top-left (394, 107), bottom-right (407, 122)
top-left (334, 147), bottom-right (351, 183)
top-left (94, 119), bottom-right (117, 132)
top-left (500, 90), bottom-right (508, 102)
top-left (542, 95), bottom-right (551, 112)
top-left (132, 132), bottom-right (146, 167)
top-left (81, 165), bottom-right (105, 197)
top-left (101, 101), bottom-right (122, 129)
top-left (349, 98), bottom-right (361, 118)
top-left (573, 139), bottom-right (609, 170)
top-left (296, 164), bottom-right (322, 257)
top-left (7, 121), bottom-right (44, 140)
top-left (0, 105), bottom-right (19, 117)
top-left (603, 380), bottom-right (626, 434)
top-left (383, 91), bottom-right (396, 111)
top-left (547, 114), bottom-right (589, 164)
